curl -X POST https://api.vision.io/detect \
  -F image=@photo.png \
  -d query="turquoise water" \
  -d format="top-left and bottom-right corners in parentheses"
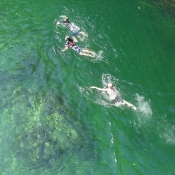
top-left (0, 0), bottom-right (175, 174)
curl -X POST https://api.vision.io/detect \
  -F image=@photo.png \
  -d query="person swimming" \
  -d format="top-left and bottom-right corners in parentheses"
top-left (57, 16), bottom-right (87, 40)
top-left (62, 36), bottom-right (96, 57)
top-left (90, 83), bottom-right (137, 110)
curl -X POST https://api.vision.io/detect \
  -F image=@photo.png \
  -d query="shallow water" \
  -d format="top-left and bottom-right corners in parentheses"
top-left (0, 0), bottom-right (175, 174)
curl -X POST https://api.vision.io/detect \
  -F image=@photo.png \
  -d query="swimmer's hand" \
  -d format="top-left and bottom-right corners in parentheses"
top-left (90, 86), bottom-right (95, 89)
top-left (61, 49), bottom-right (66, 52)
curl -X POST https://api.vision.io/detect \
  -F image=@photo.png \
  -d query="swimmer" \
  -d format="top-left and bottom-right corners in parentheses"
top-left (57, 16), bottom-right (87, 40)
top-left (62, 36), bottom-right (96, 57)
top-left (90, 83), bottom-right (137, 110)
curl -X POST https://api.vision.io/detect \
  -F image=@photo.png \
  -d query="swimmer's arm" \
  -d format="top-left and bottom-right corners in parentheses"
top-left (57, 20), bottom-right (64, 25)
top-left (61, 45), bottom-right (68, 52)
top-left (90, 86), bottom-right (108, 92)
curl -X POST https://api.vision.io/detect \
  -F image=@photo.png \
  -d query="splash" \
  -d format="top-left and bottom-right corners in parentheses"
top-left (102, 73), bottom-right (118, 87)
top-left (157, 116), bottom-right (175, 145)
top-left (136, 94), bottom-right (152, 116)
top-left (162, 126), bottom-right (175, 145)
top-left (95, 50), bottom-right (103, 60)
top-left (54, 15), bottom-right (69, 29)
top-left (134, 94), bottom-right (152, 127)
top-left (79, 74), bottom-right (119, 108)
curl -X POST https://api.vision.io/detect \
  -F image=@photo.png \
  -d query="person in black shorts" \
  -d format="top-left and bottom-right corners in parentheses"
top-left (62, 36), bottom-right (96, 57)
top-left (90, 83), bottom-right (137, 110)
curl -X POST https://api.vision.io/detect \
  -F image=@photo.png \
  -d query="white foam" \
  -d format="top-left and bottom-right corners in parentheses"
top-left (134, 94), bottom-right (152, 128)
top-left (136, 94), bottom-right (152, 117)
top-left (158, 116), bottom-right (175, 145)
top-left (96, 50), bottom-right (103, 60)
top-left (102, 73), bottom-right (118, 87)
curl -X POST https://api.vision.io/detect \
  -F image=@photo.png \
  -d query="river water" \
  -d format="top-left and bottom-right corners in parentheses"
top-left (0, 0), bottom-right (175, 174)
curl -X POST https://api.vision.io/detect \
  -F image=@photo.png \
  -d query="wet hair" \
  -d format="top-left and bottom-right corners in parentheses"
top-left (65, 36), bottom-right (74, 43)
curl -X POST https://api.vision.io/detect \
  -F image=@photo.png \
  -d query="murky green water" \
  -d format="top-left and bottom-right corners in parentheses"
top-left (0, 0), bottom-right (175, 174)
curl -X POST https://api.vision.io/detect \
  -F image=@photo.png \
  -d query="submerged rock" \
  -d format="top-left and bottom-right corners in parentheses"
top-left (11, 90), bottom-right (95, 169)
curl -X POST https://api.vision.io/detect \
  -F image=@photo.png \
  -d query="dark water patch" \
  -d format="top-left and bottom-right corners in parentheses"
top-left (0, 22), bottom-right (97, 175)
top-left (140, 0), bottom-right (175, 20)
top-left (0, 87), bottom-right (97, 174)
top-left (154, 0), bottom-right (175, 17)
top-left (0, 44), bottom-right (96, 169)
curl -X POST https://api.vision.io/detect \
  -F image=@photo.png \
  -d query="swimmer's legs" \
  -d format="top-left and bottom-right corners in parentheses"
top-left (122, 100), bottom-right (137, 110)
top-left (80, 49), bottom-right (96, 57)
top-left (77, 35), bottom-right (83, 40)
top-left (114, 100), bottom-right (137, 110)
top-left (77, 31), bottom-right (88, 40)
top-left (80, 53), bottom-right (93, 57)
top-left (79, 31), bottom-right (88, 37)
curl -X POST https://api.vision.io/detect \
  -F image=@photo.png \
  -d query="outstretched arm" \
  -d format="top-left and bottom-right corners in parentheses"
top-left (90, 86), bottom-right (108, 92)
top-left (61, 45), bottom-right (68, 52)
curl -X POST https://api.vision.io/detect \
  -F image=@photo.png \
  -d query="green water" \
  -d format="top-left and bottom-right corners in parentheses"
top-left (0, 0), bottom-right (175, 174)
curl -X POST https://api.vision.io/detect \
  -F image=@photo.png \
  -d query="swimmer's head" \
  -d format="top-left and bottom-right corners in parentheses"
top-left (65, 17), bottom-right (69, 21)
top-left (65, 36), bottom-right (70, 40)
top-left (108, 83), bottom-right (113, 88)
